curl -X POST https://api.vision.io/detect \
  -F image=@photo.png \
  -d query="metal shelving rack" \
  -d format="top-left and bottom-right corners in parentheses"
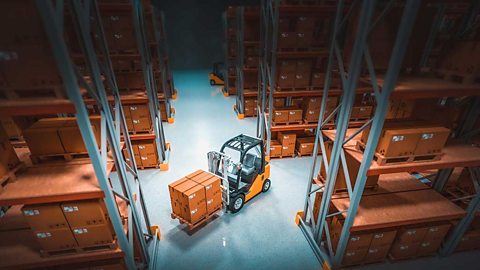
top-left (294, 0), bottom-right (480, 269)
top-left (129, 0), bottom-right (171, 169)
top-left (234, 6), bottom-right (246, 119)
top-left (222, 8), bottom-right (236, 97)
top-left (0, 0), bottom-right (160, 268)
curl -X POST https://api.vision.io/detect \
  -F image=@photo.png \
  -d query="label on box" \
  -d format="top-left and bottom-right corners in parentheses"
top-left (302, 145), bottom-right (307, 148)
top-left (36, 232), bottom-right (52, 238)
top-left (369, 248), bottom-right (379, 253)
top-left (189, 193), bottom-right (196, 199)
top-left (23, 209), bottom-right (40, 216)
top-left (392, 135), bottom-right (405, 142)
top-left (275, 112), bottom-right (282, 116)
top-left (351, 236), bottom-right (360, 242)
top-left (74, 228), bottom-right (88, 234)
top-left (407, 230), bottom-right (417, 235)
top-left (422, 133), bottom-right (434, 140)
top-left (191, 209), bottom-right (198, 215)
top-left (421, 242), bottom-right (431, 247)
top-left (374, 233), bottom-right (384, 239)
top-left (206, 185), bottom-right (212, 190)
top-left (207, 199), bottom-right (213, 205)
top-left (133, 119), bottom-right (141, 124)
top-left (429, 227), bottom-right (439, 232)
top-left (139, 145), bottom-right (145, 149)
top-left (141, 156), bottom-right (148, 160)
top-left (400, 245), bottom-right (409, 250)
top-left (290, 111), bottom-right (296, 115)
top-left (130, 106), bottom-right (138, 110)
top-left (63, 206), bottom-right (79, 212)
top-left (346, 251), bottom-right (356, 256)
top-left (283, 146), bottom-right (289, 150)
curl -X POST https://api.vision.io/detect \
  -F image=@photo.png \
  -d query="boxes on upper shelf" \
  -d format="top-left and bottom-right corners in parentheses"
top-left (123, 138), bottom-right (159, 169)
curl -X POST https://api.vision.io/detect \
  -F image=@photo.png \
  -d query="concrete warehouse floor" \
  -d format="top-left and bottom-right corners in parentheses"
top-left (134, 70), bottom-right (479, 270)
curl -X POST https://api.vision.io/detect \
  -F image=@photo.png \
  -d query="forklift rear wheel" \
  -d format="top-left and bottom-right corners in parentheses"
top-left (210, 79), bottom-right (215, 85)
top-left (229, 194), bottom-right (245, 213)
top-left (262, 179), bottom-right (271, 192)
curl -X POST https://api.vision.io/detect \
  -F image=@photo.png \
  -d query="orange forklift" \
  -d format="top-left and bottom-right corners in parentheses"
top-left (208, 62), bottom-right (224, 85)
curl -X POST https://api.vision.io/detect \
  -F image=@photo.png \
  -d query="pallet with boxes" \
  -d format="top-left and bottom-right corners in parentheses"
top-left (168, 170), bottom-right (224, 230)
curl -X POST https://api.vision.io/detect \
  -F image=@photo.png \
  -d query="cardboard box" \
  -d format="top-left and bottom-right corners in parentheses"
top-left (137, 140), bottom-right (159, 167)
top-left (294, 73), bottom-right (310, 88)
top-left (456, 230), bottom-right (480, 251)
top-left (129, 104), bottom-right (151, 132)
top-left (61, 199), bottom-right (108, 227)
top-left (270, 140), bottom-right (282, 157)
top-left (390, 241), bottom-right (420, 259)
top-left (244, 106), bottom-right (258, 117)
top-left (122, 105), bottom-right (134, 131)
top-left (22, 204), bottom-right (68, 231)
top-left (273, 108), bottom-right (289, 123)
top-left (278, 132), bottom-right (296, 146)
top-left (295, 16), bottom-right (316, 32)
top-left (364, 244), bottom-right (391, 263)
top-left (277, 73), bottom-right (295, 89)
top-left (296, 137), bottom-right (315, 156)
top-left (58, 123), bottom-right (100, 153)
top-left (296, 32), bottom-right (313, 48)
top-left (396, 227), bottom-right (428, 244)
top-left (176, 180), bottom-right (207, 223)
top-left (302, 97), bottom-right (321, 111)
top-left (288, 107), bottom-right (303, 122)
top-left (72, 224), bottom-right (114, 247)
top-left (370, 230), bottom-right (397, 248)
top-left (368, 127), bottom-right (422, 158)
top-left (342, 248), bottom-right (368, 266)
top-left (281, 145), bottom-right (295, 157)
top-left (278, 32), bottom-right (296, 49)
top-left (321, 141), bottom-right (379, 191)
top-left (416, 238), bottom-right (443, 257)
top-left (274, 98), bottom-right (285, 108)
top-left (414, 127), bottom-right (450, 155)
top-left (191, 173), bottom-right (222, 214)
top-left (351, 106), bottom-right (373, 119)
top-left (123, 145), bottom-right (142, 169)
top-left (244, 98), bottom-right (258, 108)
top-left (23, 119), bottom-right (66, 156)
top-left (278, 60), bottom-right (296, 75)
top-left (303, 109), bottom-right (320, 123)
top-left (34, 228), bottom-right (78, 251)
top-left (168, 177), bottom-right (190, 216)
top-left (423, 223), bottom-right (451, 241)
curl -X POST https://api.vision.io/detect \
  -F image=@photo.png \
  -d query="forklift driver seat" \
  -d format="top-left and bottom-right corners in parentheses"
top-left (241, 153), bottom-right (257, 183)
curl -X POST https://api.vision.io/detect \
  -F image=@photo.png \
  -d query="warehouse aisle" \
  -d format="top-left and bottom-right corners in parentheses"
top-left (139, 70), bottom-right (320, 270)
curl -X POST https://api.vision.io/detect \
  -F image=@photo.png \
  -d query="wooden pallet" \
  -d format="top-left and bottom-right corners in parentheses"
top-left (128, 129), bottom-right (153, 135)
top-left (296, 150), bottom-right (315, 157)
top-left (171, 206), bottom-right (223, 232)
top-left (40, 242), bottom-right (117, 257)
top-left (272, 120), bottom-right (303, 126)
top-left (30, 153), bottom-right (90, 164)
top-left (0, 163), bottom-right (26, 191)
top-left (270, 153), bottom-right (296, 159)
top-left (276, 87), bottom-right (309, 92)
top-left (356, 141), bottom-right (443, 166)
top-left (137, 164), bottom-right (160, 170)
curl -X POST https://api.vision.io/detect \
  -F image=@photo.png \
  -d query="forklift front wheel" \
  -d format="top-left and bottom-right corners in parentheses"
top-left (229, 194), bottom-right (245, 213)
top-left (210, 79), bottom-right (215, 86)
top-left (262, 179), bottom-right (271, 192)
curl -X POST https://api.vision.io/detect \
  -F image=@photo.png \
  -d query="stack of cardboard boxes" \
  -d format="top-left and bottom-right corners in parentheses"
top-left (168, 170), bottom-right (223, 225)
top-left (23, 117), bottom-right (101, 159)
top-left (122, 104), bottom-right (152, 134)
top-left (277, 132), bottom-right (296, 158)
top-left (273, 107), bottom-right (303, 124)
top-left (123, 138), bottom-right (159, 169)
top-left (21, 199), bottom-right (115, 253)
top-left (331, 217), bottom-right (398, 266)
top-left (389, 223), bottom-right (451, 260)
top-left (302, 96), bottom-right (338, 123)
top-left (361, 122), bottom-right (451, 160)
top-left (244, 98), bottom-right (258, 117)
top-left (276, 59), bottom-right (312, 90)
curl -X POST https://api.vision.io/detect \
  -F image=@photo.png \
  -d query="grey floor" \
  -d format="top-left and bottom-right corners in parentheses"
top-left (137, 70), bottom-right (479, 270)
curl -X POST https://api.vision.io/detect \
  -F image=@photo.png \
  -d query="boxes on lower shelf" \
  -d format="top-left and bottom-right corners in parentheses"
top-left (21, 199), bottom-right (116, 252)
top-left (269, 140), bottom-right (282, 158)
top-left (169, 170), bottom-right (222, 224)
top-left (123, 104), bottom-right (152, 133)
top-left (123, 137), bottom-right (159, 169)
